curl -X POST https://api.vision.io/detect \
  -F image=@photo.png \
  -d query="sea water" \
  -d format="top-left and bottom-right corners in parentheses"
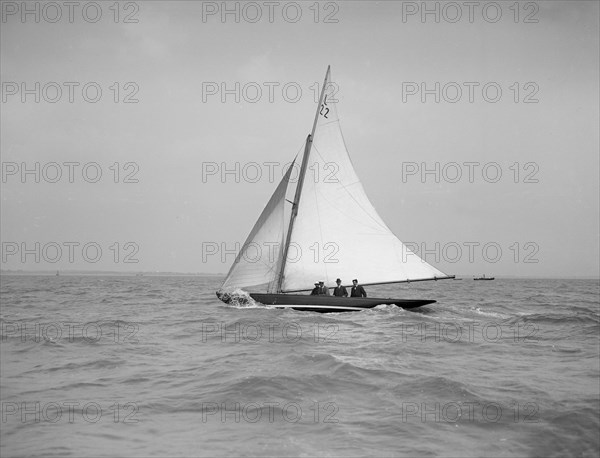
top-left (1, 275), bottom-right (598, 457)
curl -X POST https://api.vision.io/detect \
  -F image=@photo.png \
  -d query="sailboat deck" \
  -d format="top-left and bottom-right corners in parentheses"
top-left (249, 293), bottom-right (435, 312)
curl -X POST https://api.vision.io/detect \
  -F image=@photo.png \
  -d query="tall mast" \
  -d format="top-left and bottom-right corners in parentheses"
top-left (276, 65), bottom-right (330, 293)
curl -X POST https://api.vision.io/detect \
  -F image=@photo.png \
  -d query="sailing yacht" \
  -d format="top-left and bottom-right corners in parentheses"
top-left (216, 66), bottom-right (454, 312)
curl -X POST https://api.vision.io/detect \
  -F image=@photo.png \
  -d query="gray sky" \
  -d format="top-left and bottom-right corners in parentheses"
top-left (1, 1), bottom-right (598, 277)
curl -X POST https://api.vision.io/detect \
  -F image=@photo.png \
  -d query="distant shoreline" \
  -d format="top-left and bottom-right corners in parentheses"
top-left (1, 271), bottom-right (598, 280)
top-left (0, 270), bottom-right (224, 277)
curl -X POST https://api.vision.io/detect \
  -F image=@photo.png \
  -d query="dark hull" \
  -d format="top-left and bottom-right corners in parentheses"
top-left (249, 293), bottom-right (435, 313)
top-left (474, 278), bottom-right (495, 281)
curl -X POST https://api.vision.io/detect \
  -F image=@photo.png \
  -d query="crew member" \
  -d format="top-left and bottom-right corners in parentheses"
top-left (318, 281), bottom-right (330, 295)
top-left (350, 279), bottom-right (367, 297)
top-left (333, 278), bottom-right (348, 297)
top-left (310, 282), bottom-right (320, 295)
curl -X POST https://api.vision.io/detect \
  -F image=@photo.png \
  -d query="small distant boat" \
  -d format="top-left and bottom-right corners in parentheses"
top-left (56, 270), bottom-right (59, 276)
top-left (474, 275), bottom-right (494, 281)
top-left (216, 66), bottom-right (454, 313)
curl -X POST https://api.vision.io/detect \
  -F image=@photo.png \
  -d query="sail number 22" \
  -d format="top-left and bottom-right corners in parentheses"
top-left (319, 95), bottom-right (329, 119)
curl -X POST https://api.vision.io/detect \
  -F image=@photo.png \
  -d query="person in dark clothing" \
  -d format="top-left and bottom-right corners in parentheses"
top-left (310, 282), bottom-right (320, 295)
top-left (350, 279), bottom-right (367, 297)
top-left (333, 278), bottom-right (348, 297)
top-left (318, 281), bottom-right (330, 295)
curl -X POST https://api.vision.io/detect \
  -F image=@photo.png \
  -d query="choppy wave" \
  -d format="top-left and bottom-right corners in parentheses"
top-left (0, 275), bottom-right (598, 457)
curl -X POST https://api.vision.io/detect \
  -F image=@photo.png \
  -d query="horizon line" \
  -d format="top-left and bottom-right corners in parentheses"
top-left (1, 270), bottom-right (599, 281)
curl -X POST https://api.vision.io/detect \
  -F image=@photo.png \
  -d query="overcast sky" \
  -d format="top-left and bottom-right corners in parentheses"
top-left (1, 1), bottom-right (598, 278)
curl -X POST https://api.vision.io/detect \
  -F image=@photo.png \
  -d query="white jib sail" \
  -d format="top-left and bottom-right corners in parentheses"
top-left (282, 71), bottom-right (448, 292)
top-left (221, 162), bottom-right (295, 291)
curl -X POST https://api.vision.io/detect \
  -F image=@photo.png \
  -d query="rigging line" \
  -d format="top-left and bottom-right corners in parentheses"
top-left (318, 118), bottom-right (340, 128)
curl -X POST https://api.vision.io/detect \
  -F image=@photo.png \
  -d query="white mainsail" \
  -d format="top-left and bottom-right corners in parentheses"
top-left (281, 69), bottom-right (448, 292)
top-left (221, 162), bottom-right (295, 291)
